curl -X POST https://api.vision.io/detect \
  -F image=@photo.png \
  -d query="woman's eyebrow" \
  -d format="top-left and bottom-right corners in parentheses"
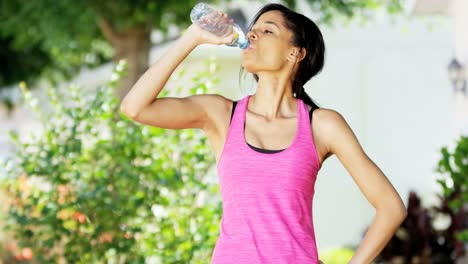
top-left (252, 20), bottom-right (281, 30)
top-left (263, 21), bottom-right (280, 29)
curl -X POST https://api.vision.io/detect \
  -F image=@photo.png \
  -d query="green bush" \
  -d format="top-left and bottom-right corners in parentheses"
top-left (436, 135), bottom-right (468, 243)
top-left (373, 135), bottom-right (467, 263)
top-left (1, 58), bottom-right (223, 263)
top-left (319, 247), bottom-right (355, 264)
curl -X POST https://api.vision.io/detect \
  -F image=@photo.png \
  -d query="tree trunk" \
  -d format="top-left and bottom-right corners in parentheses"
top-left (97, 18), bottom-right (151, 101)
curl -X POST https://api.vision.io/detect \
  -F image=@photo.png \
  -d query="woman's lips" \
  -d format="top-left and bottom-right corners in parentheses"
top-left (242, 43), bottom-right (255, 55)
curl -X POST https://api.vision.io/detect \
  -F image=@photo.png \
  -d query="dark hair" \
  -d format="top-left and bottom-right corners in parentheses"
top-left (239, 3), bottom-right (325, 109)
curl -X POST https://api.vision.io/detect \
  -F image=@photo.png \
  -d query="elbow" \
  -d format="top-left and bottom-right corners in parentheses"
top-left (377, 199), bottom-right (407, 222)
top-left (392, 203), bottom-right (408, 223)
top-left (393, 207), bottom-right (407, 228)
top-left (120, 100), bottom-right (139, 119)
top-left (399, 205), bottom-right (408, 221)
top-left (393, 206), bottom-right (408, 224)
top-left (394, 196), bottom-right (408, 220)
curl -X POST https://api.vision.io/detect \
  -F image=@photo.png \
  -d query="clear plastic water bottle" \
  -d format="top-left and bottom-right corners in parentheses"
top-left (190, 2), bottom-right (249, 49)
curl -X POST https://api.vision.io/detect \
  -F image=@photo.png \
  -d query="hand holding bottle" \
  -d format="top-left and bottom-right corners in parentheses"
top-left (188, 3), bottom-right (249, 49)
top-left (185, 11), bottom-right (238, 46)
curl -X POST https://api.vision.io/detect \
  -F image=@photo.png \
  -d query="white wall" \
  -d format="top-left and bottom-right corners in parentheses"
top-left (308, 14), bottom-right (458, 250)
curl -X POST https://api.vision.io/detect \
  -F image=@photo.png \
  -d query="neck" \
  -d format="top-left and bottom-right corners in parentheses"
top-left (249, 77), bottom-right (297, 121)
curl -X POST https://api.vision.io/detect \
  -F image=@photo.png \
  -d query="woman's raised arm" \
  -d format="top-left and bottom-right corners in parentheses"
top-left (120, 13), bottom-right (236, 130)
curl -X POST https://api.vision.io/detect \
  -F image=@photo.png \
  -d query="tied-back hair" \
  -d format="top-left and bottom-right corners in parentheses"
top-left (239, 3), bottom-right (325, 110)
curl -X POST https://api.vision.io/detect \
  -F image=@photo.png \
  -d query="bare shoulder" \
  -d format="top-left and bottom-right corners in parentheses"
top-left (199, 93), bottom-right (233, 110)
top-left (185, 93), bottom-right (232, 113)
top-left (305, 105), bottom-right (345, 127)
top-left (194, 93), bottom-right (233, 132)
top-left (126, 93), bottom-right (233, 131)
top-left (313, 108), bottom-right (348, 130)
top-left (312, 108), bottom-right (357, 154)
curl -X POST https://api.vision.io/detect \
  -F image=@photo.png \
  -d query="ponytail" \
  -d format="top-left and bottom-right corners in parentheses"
top-left (295, 86), bottom-right (320, 110)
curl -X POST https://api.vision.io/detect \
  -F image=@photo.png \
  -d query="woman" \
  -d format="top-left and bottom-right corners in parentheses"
top-left (120, 3), bottom-right (407, 264)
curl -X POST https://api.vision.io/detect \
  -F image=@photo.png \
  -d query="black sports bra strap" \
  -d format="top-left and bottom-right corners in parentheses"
top-left (309, 106), bottom-right (315, 123)
top-left (230, 101), bottom-right (238, 125)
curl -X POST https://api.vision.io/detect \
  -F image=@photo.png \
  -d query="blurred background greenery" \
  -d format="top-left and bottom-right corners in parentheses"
top-left (0, 0), bottom-right (402, 105)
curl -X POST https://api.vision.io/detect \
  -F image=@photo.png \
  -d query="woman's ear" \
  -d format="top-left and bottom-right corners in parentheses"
top-left (287, 47), bottom-right (306, 62)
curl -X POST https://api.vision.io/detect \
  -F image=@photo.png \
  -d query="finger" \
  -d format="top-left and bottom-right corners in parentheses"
top-left (224, 32), bottom-right (236, 43)
top-left (216, 11), bottom-right (222, 20)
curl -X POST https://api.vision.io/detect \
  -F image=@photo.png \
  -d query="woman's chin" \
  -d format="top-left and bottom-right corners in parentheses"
top-left (241, 63), bottom-right (257, 73)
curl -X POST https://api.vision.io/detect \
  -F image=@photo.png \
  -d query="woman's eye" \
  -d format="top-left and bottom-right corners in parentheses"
top-left (263, 30), bottom-right (272, 34)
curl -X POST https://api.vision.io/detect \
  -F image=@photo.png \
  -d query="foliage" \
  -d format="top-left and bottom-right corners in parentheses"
top-left (375, 191), bottom-right (443, 263)
top-left (0, 0), bottom-right (403, 90)
top-left (0, 0), bottom-right (112, 88)
top-left (319, 247), bottom-right (355, 264)
top-left (0, 57), bottom-right (223, 263)
top-left (0, 0), bottom-right (210, 90)
top-left (436, 135), bottom-right (468, 244)
top-left (373, 135), bottom-right (468, 264)
top-left (285, 0), bottom-right (403, 25)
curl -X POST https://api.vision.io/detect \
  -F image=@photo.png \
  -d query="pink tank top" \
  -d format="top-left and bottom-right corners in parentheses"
top-left (212, 94), bottom-right (321, 263)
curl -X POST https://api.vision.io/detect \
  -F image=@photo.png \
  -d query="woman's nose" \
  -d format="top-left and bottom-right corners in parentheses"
top-left (247, 31), bottom-right (257, 41)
